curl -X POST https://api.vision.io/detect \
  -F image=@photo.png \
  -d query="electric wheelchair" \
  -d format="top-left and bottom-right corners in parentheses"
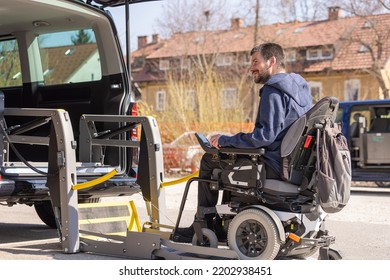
top-left (172, 97), bottom-right (342, 260)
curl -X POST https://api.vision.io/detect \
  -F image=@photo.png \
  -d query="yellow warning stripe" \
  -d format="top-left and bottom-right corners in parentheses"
top-left (79, 216), bottom-right (131, 225)
top-left (72, 169), bottom-right (117, 190)
top-left (78, 201), bottom-right (141, 236)
top-left (160, 170), bottom-right (199, 188)
top-left (78, 201), bottom-right (126, 209)
top-left (129, 200), bottom-right (141, 232)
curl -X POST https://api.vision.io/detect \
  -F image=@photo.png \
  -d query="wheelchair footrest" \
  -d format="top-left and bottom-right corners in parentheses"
top-left (300, 234), bottom-right (335, 247)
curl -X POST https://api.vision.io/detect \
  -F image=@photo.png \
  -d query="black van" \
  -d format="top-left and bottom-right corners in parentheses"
top-left (336, 99), bottom-right (390, 187)
top-left (0, 0), bottom-right (160, 228)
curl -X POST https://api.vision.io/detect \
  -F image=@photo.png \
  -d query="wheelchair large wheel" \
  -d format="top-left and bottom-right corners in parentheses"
top-left (228, 208), bottom-right (281, 260)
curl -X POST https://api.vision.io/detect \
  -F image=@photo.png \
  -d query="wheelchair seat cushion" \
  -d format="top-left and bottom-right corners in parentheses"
top-left (263, 179), bottom-right (300, 196)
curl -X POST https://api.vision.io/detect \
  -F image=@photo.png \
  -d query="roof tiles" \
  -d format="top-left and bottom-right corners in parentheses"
top-left (132, 12), bottom-right (390, 74)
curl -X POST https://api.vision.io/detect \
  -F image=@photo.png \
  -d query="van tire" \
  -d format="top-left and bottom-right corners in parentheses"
top-left (34, 201), bottom-right (57, 229)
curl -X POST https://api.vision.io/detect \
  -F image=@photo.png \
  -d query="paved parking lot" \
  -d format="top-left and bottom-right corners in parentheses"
top-left (0, 179), bottom-right (389, 260)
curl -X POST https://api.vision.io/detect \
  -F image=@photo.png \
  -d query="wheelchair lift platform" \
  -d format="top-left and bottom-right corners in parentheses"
top-left (76, 195), bottom-right (240, 259)
top-left (0, 103), bottom-right (238, 259)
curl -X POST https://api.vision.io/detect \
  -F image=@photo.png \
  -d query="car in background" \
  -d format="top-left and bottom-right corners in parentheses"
top-left (163, 131), bottom-right (232, 174)
top-left (336, 99), bottom-right (390, 187)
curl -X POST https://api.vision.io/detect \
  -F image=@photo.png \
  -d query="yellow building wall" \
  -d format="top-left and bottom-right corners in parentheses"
top-left (304, 72), bottom-right (381, 101)
top-left (138, 71), bottom-right (385, 120)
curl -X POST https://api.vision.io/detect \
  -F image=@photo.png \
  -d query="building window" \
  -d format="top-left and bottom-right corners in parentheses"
top-left (216, 54), bottom-right (233, 66)
top-left (285, 49), bottom-right (296, 62)
top-left (276, 28), bottom-right (287, 35)
top-left (344, 79), bottom-right (360, 101)
top-left (363, 20), bottom-right (375, 29)
top-left (181, 58), bottom-right (191, 69)
top-left (185, 90), bottom-right (196, 110)
top-left (308, 81), bottom-right (322, 102)
top-left (43, 68), bottom-right (54, 77)
top-left (321, 48), bottom-right (333, 59)
top-left (358, 45), bottom-right (369, 53)
top-left (193, 35), bottom-right (204, 44)
top-left (294, 27), bottom-right (305, 33)
top-left (159, 59), bottom-right (170, 71)
top-left (306, 48), bottom-right (333, 60)
top-left (221, 88), bottom-right (237, 109)
top-left (156, 90), bottom-right (166, 111)
top-left (307, 49), bottom-right (320, 60)
top-left (241, 53), bottom-right (251, 65)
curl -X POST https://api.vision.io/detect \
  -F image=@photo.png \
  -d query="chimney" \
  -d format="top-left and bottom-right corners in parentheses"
top-left (230, 18), bottom-right (243, 30)
top-left (328, 6), bottom-right (340, 21)
top-left (152, 34), bottom-right (160, 44)
top-left (137, 35), bottom-right (148, 49)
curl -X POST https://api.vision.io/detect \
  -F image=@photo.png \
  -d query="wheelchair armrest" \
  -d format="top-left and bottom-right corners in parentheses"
top-left (195, 132), bottom-right (265, 156)
top-left (219, 147), bottom-right (265, 156)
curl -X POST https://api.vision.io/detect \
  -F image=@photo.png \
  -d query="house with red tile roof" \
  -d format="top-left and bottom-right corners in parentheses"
top-left (131, 7), bottom-right (390, 120)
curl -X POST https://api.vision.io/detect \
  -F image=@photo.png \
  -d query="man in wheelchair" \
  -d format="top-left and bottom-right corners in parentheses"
top-left (173, 43), bottom-right (314, 251)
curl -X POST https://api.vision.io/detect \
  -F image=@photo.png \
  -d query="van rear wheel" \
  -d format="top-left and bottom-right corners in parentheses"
top-left (34, 201), bottom-right (57, 228)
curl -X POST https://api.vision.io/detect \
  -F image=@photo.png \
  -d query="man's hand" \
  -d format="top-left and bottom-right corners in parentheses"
top-left (209, 134), bottom-right (221, 149)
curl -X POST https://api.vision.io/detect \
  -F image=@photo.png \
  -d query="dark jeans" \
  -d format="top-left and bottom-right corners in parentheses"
top-left (198, 153), bottom-right (281, 208)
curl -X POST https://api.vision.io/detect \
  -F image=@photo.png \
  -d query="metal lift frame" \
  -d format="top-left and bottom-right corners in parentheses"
top-left (3, 107), bottom-right (79, 253)
top-left (75, 115), bottom-right (240, 259)
top-left (1, 104), bottom-right (240, 259)
top-left (1, 105), bottom-right (166, 252)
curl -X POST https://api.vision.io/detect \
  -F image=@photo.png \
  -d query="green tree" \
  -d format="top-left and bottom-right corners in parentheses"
top-left (71, 29), bottom-right (92, 45)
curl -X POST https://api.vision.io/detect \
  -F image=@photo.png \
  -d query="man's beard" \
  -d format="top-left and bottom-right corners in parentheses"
top-left (253, 71), bottom-right (271, 84)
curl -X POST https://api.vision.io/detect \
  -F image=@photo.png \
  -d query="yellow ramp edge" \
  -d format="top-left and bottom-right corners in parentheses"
top-left (72, 169), bottom-right (117, 190)
top-left (160, 170), bottom-right (199, 188)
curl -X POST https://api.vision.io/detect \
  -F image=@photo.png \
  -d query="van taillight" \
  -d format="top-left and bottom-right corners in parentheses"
top-left (130, 102), bottom-right (138, 139)
top-left (131, 102), bottom-right (138, 116)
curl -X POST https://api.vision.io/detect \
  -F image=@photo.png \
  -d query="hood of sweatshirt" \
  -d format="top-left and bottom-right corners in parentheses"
top-left (263, 73), bottom-right (311, 108)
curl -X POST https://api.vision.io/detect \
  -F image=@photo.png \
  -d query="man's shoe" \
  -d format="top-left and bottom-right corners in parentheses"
top-left (214, 222), bottom-right (227, 242)
top-left (172, 225), bottom-right (194, 243)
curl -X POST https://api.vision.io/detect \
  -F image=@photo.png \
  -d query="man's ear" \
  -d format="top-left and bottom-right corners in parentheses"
top-left (269, 56), bottom-right (276, 67)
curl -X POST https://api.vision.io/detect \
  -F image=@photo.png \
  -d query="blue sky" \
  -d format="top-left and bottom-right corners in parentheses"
top-left (38, 1), bottom-right (242, 50)
top-left (107, 0), bottom-right (242, 51)
top-left (108, 1), bottom-right (164, 50)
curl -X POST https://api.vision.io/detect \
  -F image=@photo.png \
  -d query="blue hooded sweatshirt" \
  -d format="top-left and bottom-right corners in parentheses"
top-left (218, 72), bottom-right (312, 175)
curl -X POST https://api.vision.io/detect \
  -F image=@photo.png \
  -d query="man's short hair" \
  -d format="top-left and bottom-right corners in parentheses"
top-left (250, 43), bottom-right (286, 69)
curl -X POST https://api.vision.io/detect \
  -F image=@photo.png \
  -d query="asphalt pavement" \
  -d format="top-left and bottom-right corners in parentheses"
top-left (0, 179), bottom-right (388, 261)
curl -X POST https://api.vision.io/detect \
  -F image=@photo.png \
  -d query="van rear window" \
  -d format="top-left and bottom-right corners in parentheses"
top-left (0, 39), bottom-right (22, 88)
top-left (38, 29), bottom-right (102, 85)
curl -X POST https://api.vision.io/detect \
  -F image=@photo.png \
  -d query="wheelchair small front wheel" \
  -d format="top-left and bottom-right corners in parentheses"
top-left (228, 208), bottom-right (281, 260)
top-left (191, 228), bottom-right (219, 258)
top-left (192, 228), bottom-right (218, 248)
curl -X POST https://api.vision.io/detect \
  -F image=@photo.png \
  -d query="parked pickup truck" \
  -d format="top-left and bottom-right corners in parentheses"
top-left (0, 0), bottom-right (163, 229)
top-left (336, 99), bottom-right (390, 187)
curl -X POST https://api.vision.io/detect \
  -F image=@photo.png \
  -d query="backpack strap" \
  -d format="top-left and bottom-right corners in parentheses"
top-left (298, 127), bottom-right (321, 192)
